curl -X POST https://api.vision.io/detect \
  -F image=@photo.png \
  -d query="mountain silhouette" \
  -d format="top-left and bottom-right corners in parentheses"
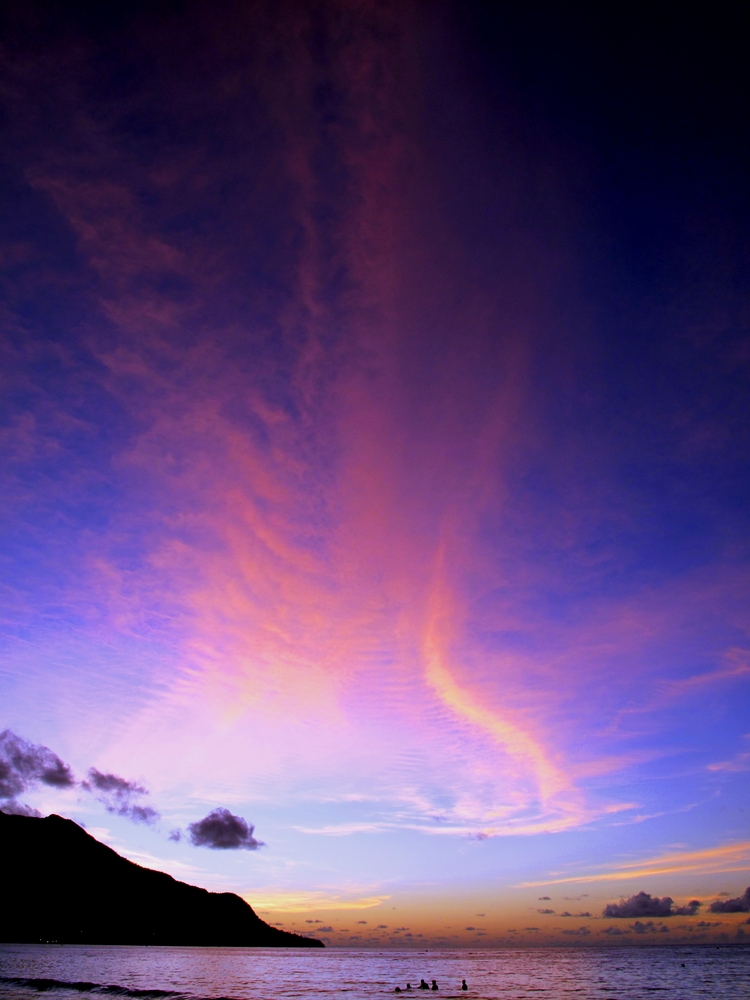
top-left (0, 811), bottom-right (322, 947)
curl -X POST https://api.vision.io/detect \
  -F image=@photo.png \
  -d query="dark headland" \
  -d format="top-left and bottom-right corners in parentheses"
top-left (0, 812), bottom-right (323, 947)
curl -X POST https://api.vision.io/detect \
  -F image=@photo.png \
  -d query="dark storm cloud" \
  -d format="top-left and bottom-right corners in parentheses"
top-left (187, 808), bottom-right (263, 849)
top-left (82, 767), bottom-right (159, 824)
top-left (603, 891), bottom-right (701, 918)
top-left (710, 888), bottom-right (750, 913)
top-left (0, 730), bottom-right (75, 814)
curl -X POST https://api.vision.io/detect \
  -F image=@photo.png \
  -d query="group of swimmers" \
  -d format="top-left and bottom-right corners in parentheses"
top-left (394, 981), bottom-right (467, 993)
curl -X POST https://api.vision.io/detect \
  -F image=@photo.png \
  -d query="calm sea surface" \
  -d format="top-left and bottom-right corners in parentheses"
top-left (1, 945), bottom-right (748, 1000)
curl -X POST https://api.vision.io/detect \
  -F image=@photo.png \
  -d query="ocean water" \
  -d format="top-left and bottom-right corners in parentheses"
top-left (0, 944), bottom-right (748, 1000)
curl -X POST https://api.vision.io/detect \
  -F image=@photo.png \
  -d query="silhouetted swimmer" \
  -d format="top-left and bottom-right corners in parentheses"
top-left (461, 981), bottom-right (468, 991)
top-left (431, 981), bottom-right (438, 991)
top-left (395, 988), bottom-right (402, 993)
top-left (419, 980), bottom-right (429, 990)
top-left (406, 985), bottom-right (412, 991)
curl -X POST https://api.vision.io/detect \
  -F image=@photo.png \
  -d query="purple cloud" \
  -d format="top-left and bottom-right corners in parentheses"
top-left (82, 767), bottom-right (159, 824)
top-left (603, 891), bottom-right (701, 918)
top-left (710, 888), bottom-right (750, 913)
top-left (630, 921), bottom-right (669, 934)
top-left (0, 730), bottom-right (75, 814)
top-left (187, 808), bottom-right (264, 849)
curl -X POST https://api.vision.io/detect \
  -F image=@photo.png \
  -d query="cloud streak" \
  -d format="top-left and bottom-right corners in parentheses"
top-left (81, 768), bottom-right (159, 824)
top-left (521, 842), bottom-right (750, 887)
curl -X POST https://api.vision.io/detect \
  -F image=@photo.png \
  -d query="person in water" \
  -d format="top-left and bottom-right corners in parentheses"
top-left (431, 981), bottom-right (438, 991)
top-left (419, 981), bottom-right (429, 990)
top-left (406, 985), bottom-right (412, 991)
top-left (461, 981), bottom-right (468, 991)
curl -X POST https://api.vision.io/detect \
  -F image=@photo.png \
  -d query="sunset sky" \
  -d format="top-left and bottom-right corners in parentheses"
top-left (1, 1), bottom-right (749, 946)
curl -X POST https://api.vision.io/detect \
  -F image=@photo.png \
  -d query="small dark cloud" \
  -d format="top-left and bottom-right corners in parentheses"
top-left (600, 926), bottom-right (629, 936)
top-left (356, 920), bottom-right (367, 924)
top-left (562, 926), bottom-right (591, 936)
top-left (465, 926), bottom-right (475, 930)
top-left (560, 911), bottom-right (572, 917)
top-left (538, 896), bottom-right (551, 901)
top-left (524, 927), bottom-right (539, 932)
top-left (376, 924), bottom-right (388, 929)
top-left (537, 909), bottom-right (554, 915)
top-left (129, 803), bottom-right (160, 823)
top-left (630, 921), bottom-right (669, 934)
top-left (82, 767), bottom-right (159, 824)
top-left (168, 828), bottom-right (182, 842)
top-left (603, 891), bottom-right (700, 918)
top-left (187, 807), bottom-right (263, 849)
top-left (710, 888), bottom-right (750, 913)
top-left (674, 900), bottom-right (702, 916)
top-left (0, 799), bottom-right (42, 817)
top-left (317, 926), bottom-right (334, 933)
top-left (0, 730), bottom-right (75, 814)
top-left (84, 769), bottom-right (146, 797)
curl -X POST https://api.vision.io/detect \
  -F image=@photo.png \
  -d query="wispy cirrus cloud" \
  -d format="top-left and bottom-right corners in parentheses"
top-left (521, 842), bottom-right (750, 887)
top-left (1, 2), bottom-right (749, 919)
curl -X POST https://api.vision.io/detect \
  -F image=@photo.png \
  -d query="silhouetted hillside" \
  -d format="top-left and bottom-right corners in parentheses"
top-left (0, 812), bottom-right (322, 947)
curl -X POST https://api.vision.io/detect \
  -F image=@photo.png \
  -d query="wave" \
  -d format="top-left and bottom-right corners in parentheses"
top-left (0, 978), bottom-right (187, 999)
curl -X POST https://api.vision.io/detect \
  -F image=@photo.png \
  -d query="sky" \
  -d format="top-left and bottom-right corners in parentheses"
top-left (1, 0), bottom-right (750, 947)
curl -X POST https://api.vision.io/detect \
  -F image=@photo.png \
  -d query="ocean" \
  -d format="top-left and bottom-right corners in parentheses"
top-left (1, 944), bottom-right (748, 1000)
